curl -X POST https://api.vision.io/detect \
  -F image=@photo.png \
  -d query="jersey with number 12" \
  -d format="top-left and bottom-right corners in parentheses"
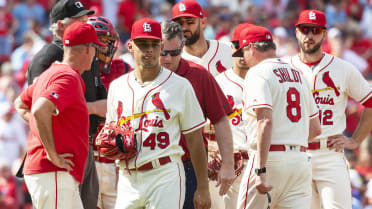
top-left (286, 53), bottom-right (372, 139)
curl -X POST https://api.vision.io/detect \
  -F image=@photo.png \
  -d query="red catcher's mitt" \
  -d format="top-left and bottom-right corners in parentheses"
top-left (208, 152), bottom-right (245, 181)
top-left (95, 121), bottom-right (137, 160)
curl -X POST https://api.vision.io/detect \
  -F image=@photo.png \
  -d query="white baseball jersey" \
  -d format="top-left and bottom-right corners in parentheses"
top-left (106, 68), bottom-right (206, 168)
top-left (243, 58), bottom-right (318, 147)
top-left (182, 40), bottom-right (233, 76)
top-left (286, 53), bottom-right (372, 139)
top-left (216, 69), bottom-right (248, 151)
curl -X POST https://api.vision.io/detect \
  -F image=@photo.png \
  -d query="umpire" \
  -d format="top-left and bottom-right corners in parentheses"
top-left (26, 1), bottom-right (102, 209)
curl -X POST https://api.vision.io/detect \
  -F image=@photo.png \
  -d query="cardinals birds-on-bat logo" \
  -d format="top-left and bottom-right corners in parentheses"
top-left (227, 95), bottom-right (235, 108)
top-left (151, 92), bottom-right (170, 120)
top-left (116, 101), bottom-right (124, 120)
top-left (215, 60), bottom-right (227, 73)
top-left (322, 71), bottom-right (340, 96)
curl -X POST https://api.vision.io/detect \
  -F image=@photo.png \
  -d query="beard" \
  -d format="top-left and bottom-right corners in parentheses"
top-left (298, 39), bottom-right (323, 54)
top-left (184, 24), bottom-right (201, 46)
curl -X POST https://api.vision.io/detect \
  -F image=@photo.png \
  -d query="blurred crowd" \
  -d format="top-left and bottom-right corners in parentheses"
top-left (1, 0), bottom-right (372, 208)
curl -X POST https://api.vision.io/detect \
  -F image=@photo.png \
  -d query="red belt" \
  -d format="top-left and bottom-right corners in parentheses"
top-left (130, 156), bottom-right (171, 171)
top-left (269, 145), bottom-right (306, 152)
top-left (240, 151), bottom-right (249, 160)
top-left (94, 156), bottom-right (115, 164)
top-left (307, 141), bottom-right (330, 150)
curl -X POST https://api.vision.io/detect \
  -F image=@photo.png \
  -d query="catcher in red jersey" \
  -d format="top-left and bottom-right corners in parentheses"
top-left (103, 18), bottom-right (210, 209)
top-left (283, 10), bottom-right (372, 209)
top-left (234, 25), bottom-right (321, 209)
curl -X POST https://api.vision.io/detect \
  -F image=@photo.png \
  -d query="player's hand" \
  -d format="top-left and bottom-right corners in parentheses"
top-left (216, 162), bottom-right (235, 195)
top-left (47, 153), bottom-right (75, 172)
top-left (328, 135), bottom-right (358, 150)
top-left (193, 187), bottom-right (211, 209)
top-left (255, 173), bottom-right (272, 194)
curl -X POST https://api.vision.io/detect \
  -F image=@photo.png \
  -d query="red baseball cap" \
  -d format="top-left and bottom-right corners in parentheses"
top-left (232, 25), bottom-right (273, 57)
top-left (232, 23), bottom-right (254, 42)
top-left (296, 10), bottom-right (327, 28)
top-left (63, 21), bottom-right (105, 46)
top-left (172, 0), bottom-right (204, 20)
top-left (131, 18), bottom-right (162, 40)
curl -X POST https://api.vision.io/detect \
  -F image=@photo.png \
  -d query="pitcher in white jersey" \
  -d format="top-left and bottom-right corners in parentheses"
top-left (171, 0), bottom-right (233, 77)
top-left (234, 25), bottom-right (321, 209)
top-left (171, 2), bottom-right (236, 209)
top-left (284, 10), bottom-right (372, 209)
top-left (104, 18), bottom-right (211, 209)
top-left (215, 22), bottom-right (252, 209)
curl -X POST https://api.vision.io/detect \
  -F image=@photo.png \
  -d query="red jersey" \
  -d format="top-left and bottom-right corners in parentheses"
top-left (100, 59), bottom-right (131, 90)
top-left (117, 0), bottom-right (137, 32)
top-left (0, 12), bottom-right (13, 36)
top-left (20, 63), bottom-right (89, 183)
top-left (176, 58), bottom-right (232, 161)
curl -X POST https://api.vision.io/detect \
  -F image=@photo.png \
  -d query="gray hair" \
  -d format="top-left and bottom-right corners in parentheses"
top-left (49, 17), bottom-right (72, 36)
top-left (251, 41), bottom-right (276, 52)
top-left (160, 21), bottom-right (184, 42)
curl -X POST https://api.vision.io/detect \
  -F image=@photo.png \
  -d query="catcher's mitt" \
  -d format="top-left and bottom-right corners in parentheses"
top-left (208, 152), bottom-right (245, 181)
top-left (95, 121), bottom-right (137, 160)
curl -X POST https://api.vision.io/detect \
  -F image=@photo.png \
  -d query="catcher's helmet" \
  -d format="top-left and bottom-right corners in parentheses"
top-left (87, 16), bottom-right (119, 72)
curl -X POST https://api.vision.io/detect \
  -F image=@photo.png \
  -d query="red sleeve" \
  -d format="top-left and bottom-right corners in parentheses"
top-left (362, 96), bottom-right (372, 108)
top-left (41, 73), bottom-right (81, 112)
top-left (196, 68), bottom-right (232, 124)
top-left (20, 83), bottom-right (35, 108)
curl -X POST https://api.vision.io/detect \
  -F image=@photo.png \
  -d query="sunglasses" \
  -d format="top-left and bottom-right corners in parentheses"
top-left (298, 26), bottom-right (324, 35)
top-left (160, 48), bottom-right (182, 57)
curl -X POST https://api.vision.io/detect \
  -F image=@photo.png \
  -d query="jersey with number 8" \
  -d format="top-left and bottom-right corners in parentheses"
top-left (243, 58), bottom-right (318, 147)
top-left (106, 69), bottom-right (206, 168)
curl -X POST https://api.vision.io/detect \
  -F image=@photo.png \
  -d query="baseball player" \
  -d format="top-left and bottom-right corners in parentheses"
top-left (215, 23), bottom-right (252, 209)
top-left (284, 10), bottom-right (372, 209)
top-left (25, 1), bottom-right (101, 208)
top-left (13, 22), bottom-right (105, 209)
top-left (87, 16), bottom-right (129, 209)
top-left (171, 2), bottom-right (235, 208)
top-left (106, 18), bottom-right (210, 209)
top-left (234, 25), bottom-right (321, 209)
top-left (159, 20), bottom-right (235, 209)
top-left (171, 0), bottom-right (233, 77)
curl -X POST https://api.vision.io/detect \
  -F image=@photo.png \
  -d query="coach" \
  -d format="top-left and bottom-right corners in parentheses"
top-left (14, 22), bottom-right (105, 209)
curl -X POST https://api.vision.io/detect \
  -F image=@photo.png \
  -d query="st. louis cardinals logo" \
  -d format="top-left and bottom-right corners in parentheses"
top-left (135, 114), bottom-right (164, 132)
top-left (309, 11), bottom-right (316, 20)
top-left (215, 60), bottom-right (227, 73)
top-left (179, 3), bottom-right (186, 11)
top-left (151, 92), bottom-right (170, 120)
top-left (143, 23), bottom-right (152, 32)
top-left (75, 1), bottom-right (84, 8)
top-left (322, 71), bottom-right (340, 96)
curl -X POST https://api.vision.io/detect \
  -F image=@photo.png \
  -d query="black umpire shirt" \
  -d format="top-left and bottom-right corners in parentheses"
top-left (27, 37), bottom-right (107, 142)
